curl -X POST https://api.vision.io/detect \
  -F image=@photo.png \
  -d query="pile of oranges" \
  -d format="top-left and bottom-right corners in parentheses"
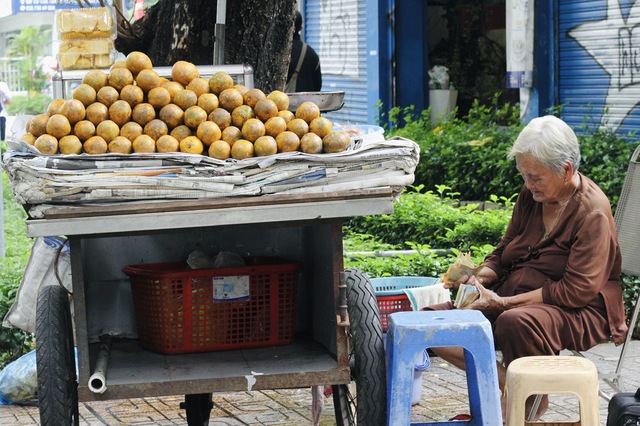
top-left (22, 51), bottom-right (350, 159)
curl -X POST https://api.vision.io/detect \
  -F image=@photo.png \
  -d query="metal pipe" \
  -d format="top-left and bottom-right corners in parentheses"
top-left (213, 0), bottom-right (226, 65)
top-left (88, 336), bottom-right (112, 394)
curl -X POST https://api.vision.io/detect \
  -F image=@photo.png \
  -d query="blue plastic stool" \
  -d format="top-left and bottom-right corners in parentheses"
top-left (386, 310), bottom-right (502, 425)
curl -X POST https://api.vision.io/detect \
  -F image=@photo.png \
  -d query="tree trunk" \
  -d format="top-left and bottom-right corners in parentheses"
top-left (114, 0), bottom-right (296, 93)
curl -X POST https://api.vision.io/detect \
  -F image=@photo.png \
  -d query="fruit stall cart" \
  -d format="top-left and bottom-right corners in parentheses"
top-left (4, 121), bottom-right (418, 426)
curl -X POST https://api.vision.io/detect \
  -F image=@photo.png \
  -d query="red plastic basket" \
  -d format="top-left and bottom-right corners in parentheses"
top-left (371, 277), bottom-right (439, 332)
top-left (123, 257), bottom-right (300, 354)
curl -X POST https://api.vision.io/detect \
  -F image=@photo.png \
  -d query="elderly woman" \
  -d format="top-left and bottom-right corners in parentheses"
top-left (430, 115), bottom-right (628, 419)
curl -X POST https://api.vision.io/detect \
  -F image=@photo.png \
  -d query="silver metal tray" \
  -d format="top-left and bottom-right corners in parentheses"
top-left (287, 91), bottom-right (345, 112)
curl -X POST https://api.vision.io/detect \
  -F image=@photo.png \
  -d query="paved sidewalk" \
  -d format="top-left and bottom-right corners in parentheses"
top-left (1, 340), bottom-right (638, 425)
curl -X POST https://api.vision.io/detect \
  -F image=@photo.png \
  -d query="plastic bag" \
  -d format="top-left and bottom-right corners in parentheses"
top-left (0, 350), bottom-right (37, 406)
top-left (3, 236), bottom-right (72, 333)
top-left (428, 65), bottom-right (453, 90)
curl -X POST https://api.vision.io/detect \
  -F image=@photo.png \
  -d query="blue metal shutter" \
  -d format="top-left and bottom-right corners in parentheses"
top-left (558, 0), bottom-right (640, 135)
top-left (305, 0), bottom-right (370, 124)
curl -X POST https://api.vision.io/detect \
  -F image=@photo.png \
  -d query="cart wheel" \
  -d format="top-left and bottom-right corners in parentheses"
top-left (36, 285), bottom-right (79, 426)
top-left (184, 393), bottom-right (213, 426)
top-left (333, 268), bottom-right (386, 426)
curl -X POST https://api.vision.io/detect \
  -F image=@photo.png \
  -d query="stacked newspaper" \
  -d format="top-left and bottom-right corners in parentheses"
top-left (2, 135), bottom-right (419, 217)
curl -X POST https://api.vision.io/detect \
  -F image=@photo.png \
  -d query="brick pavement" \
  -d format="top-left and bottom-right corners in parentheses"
top-left (1, 340), bottom-right (638, 425)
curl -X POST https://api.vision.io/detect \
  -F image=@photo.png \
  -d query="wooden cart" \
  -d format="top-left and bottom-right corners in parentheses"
top-left (29, 189), bottom-right (392, 425)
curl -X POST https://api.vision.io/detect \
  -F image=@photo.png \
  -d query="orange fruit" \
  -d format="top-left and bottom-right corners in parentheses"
top-left (287, 118), bottom-right (309, 139)
top-left (187, 77), bottom-right (210, 97)
top-left (156, 134), bottom-right (180, 153)
top-left (267, 90), bottom-right (290, 111)
top-left (21, 133), bottom-right (37, 145)
top-left (144, 119), bottom-right (169, 141)
top-left (309, 116), bottom-right (333, 138)
top-left (58, 135), bottom-right (83, 154)
top-left (170, 125), bottom-right (192, 141)
top-left (209, 71), bottom-right (234, 95)
top-left (60, 99), bottom-right (86, 124)
top-left (110, 59), bottom-right (127, 70)
top-left (97, 86), bottom-right (119, 107)
top-left (126, 51), bottom-right (153, 76)
top-left (196, 121), bottom-right (221, 146)
top-left (72, 83), bottom-right (97, 107)
top-left (96, 119), bottom-right (120, 143)
top-left (179, 135), bottom-right (204, 154)
top-left (28, 114), bottom-right (50, 137)
top-left (322, 131), bottom-right (351, 153)
top-left (254, 98), bottom-right (279, 122)
top-left (108, 67), bottom-right (134, 91)
top-left (231, 139), bottom-right (254, 160)
top-left (46, 98), bottom-right (67, 116)
top-left (254, 135), bottom-right (278, 157)
top-left (243, 88), bottom-right (265, 108)
top-left (221, 126), bottom-right (242, 146)
top-left (83, 135), bottom-right (108, 154)
top-left (197, 93), bottom-right (219, 115)
top-left (82, 69), bottom-right (109, 92)
top-left (232, 84), bottom-right (249, 96)
top-left (120, 84), bottom-right (144, 107)
top-left (231, 104), bottom-right (255, 128)
top-left (173, 89), bottom-right (198, 111)
top-left (300, 132), bottom-right (323, 154)
top-left (264, 116), bottom-right (287, 138)
top-left (241, 118), bottom-right (265, 142)
top-left (162, 81), bottom-right (184, 101)
top-left (208, 108), bottom-right (232, 130)
top-left (73, 120), bottom-right (96, 141)
top-left (275, 131), bottom-right (301, 153)
top-left (35, 134), bottom-right (58, 154)
top-left (183, 105), bottom-right (208, 129)
top-left (148, 86), bottom-right (172, 110)
top-left (278, 109), bottom-right (295, 124)
top-left (132, 103), bottom-right (156, 126)
top-left (108, 135), bottom-right (133, 154)
top-left (172, 60), bottom-right (199, 86)
top-left (132, 134), bottom-right (156, 153)
top-left (120, 121), bottom-right (143, 142)
top-left (85, 102), bottom-right (109, 126)
top-left (219, 88), bottom-right (243, 112)
top-left (136, 68), bottom-right (161, 93)
top-left (295, 101), bottom-right (321, 124)
top-left (45, 114), bottom-right (71, 139)
top-left (159, 103), bottom-right (185, 129)
top-left (108, 100), bottom-right (132, 127)
top-left (208, 140), bottom-right (231, 160)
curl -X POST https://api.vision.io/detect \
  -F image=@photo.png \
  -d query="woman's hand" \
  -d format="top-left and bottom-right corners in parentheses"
top-left (463, 279), bottom-right (506, 312)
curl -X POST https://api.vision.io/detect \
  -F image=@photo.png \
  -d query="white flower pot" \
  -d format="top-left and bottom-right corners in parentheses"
top-left (429, 89), bottom-right (458, 123)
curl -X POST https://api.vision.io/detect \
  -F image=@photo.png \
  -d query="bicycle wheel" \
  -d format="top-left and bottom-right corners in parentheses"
top-left (36, 284), bottom-right (79, 426)
top-left (333, 267), bottom-right (386, 425)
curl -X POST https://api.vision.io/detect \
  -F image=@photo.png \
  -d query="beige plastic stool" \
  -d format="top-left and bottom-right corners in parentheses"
top-left (506, 355), bottom-right (599, 426)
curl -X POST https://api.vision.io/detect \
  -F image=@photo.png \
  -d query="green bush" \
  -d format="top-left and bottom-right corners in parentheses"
top-left (6, 93), bottom-right (52, 116)
top-left (1, 172), bottom-right (34, 369)
top-left (345, 185), bottom-right (512, 251)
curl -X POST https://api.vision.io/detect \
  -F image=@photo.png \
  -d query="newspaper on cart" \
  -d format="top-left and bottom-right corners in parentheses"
top-left (2, 133), bottom-right (419, 218)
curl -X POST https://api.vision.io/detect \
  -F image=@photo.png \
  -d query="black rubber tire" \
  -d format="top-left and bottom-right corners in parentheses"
top-left (333, 267), bottom-right (386, 426)
top-left (36, 285), bottom-right (79, 426)
top-left (185, 393), bottom-right (213, 426)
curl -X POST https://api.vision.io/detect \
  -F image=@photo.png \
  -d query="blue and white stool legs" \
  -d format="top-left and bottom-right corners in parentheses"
top-left (386, 310), bottom-right (502, 425)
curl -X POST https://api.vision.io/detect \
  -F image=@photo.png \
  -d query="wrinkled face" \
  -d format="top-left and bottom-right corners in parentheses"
top-left (516, 154), bottom-right (567, 203)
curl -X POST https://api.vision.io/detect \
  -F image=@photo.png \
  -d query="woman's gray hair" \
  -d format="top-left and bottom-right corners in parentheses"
top-left (507, 115), bottom-right (581, 174)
